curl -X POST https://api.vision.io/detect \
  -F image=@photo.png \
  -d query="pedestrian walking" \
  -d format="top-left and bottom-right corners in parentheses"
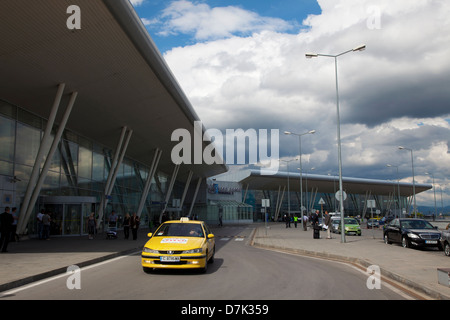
top-left (87, 212), bottom-right (96, 240)
top-left (10, 207), bottom-right (19, 242)
top-left (42, 211), bottom-right (51, 240)
top-left (218, 209), bottom-right (223, 227)
top-left (123, 213), bottom-right (130, 239)
top-left (130, 212), bottom-right (140, 240)
top-left (324, 211), bottom-right (332, 239)
top-left (294, 215), bottom-right (298, 228)
top-left (311, 210), bottom-right (320, 239)
top-left (0, 207), bottom-right (13, 252)
top-left (37, 209), bottom-right (44, 239)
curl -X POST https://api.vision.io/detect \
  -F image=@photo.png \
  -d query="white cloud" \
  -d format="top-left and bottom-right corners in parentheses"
top-left (155, 0), bottom-right (296, 40)
top-left (159, 0), bottom-right (450, 206)
top-left (130, 0), bottom-right (145, 7)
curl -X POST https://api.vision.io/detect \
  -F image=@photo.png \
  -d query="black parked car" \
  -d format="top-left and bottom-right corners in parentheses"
top-left (383, 218), bottom-right (442, 250)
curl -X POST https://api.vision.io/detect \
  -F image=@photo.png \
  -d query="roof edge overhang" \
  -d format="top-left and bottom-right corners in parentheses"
top-left (238, 169), bottom-right (432, 197)
top-left (102, 0), bottom-right (228, 177)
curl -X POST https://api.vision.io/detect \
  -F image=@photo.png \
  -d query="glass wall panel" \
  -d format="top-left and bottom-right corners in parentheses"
top-left (16, 123), bottom-right (41, 166)
top-left (0, 160), bottom-right (13, 176)
top-left (0, 100), bottom-right (17, 119)
top-left (0, 116), bottom-right (15, 163)
top-left (92, 151), bottom-right (104, 182)
top-left (18, 108), bottom-right (42, 129)
top-left (78, 146), bottom-right (92, 179)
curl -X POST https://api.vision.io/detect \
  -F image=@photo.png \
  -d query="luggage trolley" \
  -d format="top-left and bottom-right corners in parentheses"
top-left (106, 221), bottom-right (118, 239)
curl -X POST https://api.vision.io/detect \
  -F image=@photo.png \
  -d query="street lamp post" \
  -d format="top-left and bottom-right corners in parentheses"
top-left (284, 130), bottom-right (315, 228)
top-left (281, 158), bottom-right (298, 221)
top-left (398, 146), bottom-right (417, 218)
top-left (425, 172), bottom-right (437, 220)
top-left (386, 164), bottom-right (401, 217)
top-left (306, 44), bottom-right (366, 243)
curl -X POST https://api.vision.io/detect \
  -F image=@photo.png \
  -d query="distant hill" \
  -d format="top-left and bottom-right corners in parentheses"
top-left (417, 205), bottom-right (450, 217)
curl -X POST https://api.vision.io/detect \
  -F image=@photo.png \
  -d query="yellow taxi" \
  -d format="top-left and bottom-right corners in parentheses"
top-left (141, 218), bottom-right (215, 273)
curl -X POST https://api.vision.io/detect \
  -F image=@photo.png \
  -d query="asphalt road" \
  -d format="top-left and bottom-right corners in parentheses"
top-left (1, 225), bottom-right (414, 300)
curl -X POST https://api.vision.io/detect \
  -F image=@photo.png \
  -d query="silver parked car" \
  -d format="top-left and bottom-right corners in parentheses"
top-left (440, 229), bottom-right (450, 257)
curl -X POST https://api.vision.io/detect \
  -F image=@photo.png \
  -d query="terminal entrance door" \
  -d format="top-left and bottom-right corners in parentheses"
top-left (39, 196), bottom-right (96, 236)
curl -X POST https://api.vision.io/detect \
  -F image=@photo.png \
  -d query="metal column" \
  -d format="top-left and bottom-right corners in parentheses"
top-left (19, 91), bottom-right (78, 234)
top-left (188, 177), bottom-right (203, 218)
top-left (179, 170), bottom-right (193, 211)
top-left (159, 164), bottom-right (180, 223)
top-left (136, 148), bottom-right (162, 217)
top-left (97, 127), bottom-right (133, 228)
top-left (17, 83), bottom-right (66, 234)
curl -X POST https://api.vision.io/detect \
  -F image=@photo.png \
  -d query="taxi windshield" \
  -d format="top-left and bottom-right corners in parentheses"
top-left (155, 223), bottom-right (204, 238)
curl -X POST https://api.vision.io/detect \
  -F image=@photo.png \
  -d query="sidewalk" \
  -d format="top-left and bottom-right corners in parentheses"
top-left (1, 224), bottom-right (449, 300)
top-left (252, 222), bottom-right (450, 300)
top-left (0, 229), bottom-right (149, 293)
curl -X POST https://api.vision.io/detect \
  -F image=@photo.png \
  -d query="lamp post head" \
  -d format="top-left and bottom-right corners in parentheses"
top-left (284, 131), bottom-right (292, 135)
top-left (308, 130), bottom-right (316, 134)
top-left (305, 53), bottom-right (318, 59)
top-left (353, 44), bottom-right (366, 52)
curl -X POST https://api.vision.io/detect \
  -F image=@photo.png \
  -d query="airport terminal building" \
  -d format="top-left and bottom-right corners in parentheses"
top-left (0, 0), bottom-right (230, 236)
top-left (0, 0), bottom-right (431, 236)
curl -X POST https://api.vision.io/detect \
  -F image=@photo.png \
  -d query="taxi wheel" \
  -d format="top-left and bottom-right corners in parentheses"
top-left (209, 246), bottom-right (215, 264)
top-left (201, 255), bottom-right (208, 273)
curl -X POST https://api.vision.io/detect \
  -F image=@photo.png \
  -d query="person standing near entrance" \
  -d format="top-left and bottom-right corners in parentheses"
top-left (0, 207), bottom-right (13, 252)
top-left (123, 213), bottom-right (130, 240)
top-left (324, 211), bottom-right (332, 239)
top-left (87, 212), bottom-right (96, 240)
top-left (130, 212), bottom-right (140, 240)
top-left (37, 209), bottom-right (44, 239)
top-left (42, 211), bottom-right (51, 240)
top-left (10, 207), bottom-right (19, 242)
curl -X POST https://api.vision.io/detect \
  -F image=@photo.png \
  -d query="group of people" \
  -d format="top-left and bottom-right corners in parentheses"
top-left (283, 210), bottom-right (333, 239)
top-left (87, 210), bottom-right (141, 240)
top-left (0, 207), bottom-right (19, 253)
top-left (36, 209), bottom-right (52, 240)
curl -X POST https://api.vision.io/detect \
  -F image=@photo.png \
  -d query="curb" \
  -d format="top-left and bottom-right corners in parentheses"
top-left (250, 229), bottom-right (450, 301)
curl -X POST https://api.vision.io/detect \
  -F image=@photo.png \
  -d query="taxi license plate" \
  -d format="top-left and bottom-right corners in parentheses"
top-left (425, 240), bottom-right (437, 244)
top-left (160, 256), bottom-right (180, 262)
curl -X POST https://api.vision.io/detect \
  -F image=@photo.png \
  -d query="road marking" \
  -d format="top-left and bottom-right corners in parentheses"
top-left (254, 246), bottom-right (424, 300)
top-left (0, 255), bottom-right (129, 297)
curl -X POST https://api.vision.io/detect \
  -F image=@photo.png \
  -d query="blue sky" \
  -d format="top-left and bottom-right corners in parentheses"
top-left (130, 0), bottom-right (450, 208)
top-left (133, 0), bottom-right (321, 53)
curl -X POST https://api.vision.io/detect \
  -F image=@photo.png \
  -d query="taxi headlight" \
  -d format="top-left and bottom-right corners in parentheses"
top-left (143, 247), bottom-right (158, 254)
top-left (182, 248), bottom-right (203, 254)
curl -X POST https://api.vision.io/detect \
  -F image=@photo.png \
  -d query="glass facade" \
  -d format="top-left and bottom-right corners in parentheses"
top-left (246, 188), bottom-right (409, 221)
top-left (0, 99), bottom-right (188, 236)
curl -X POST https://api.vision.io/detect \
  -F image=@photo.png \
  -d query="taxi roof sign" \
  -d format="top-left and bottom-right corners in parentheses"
top-left (180, 217), bottom-right (190, 222)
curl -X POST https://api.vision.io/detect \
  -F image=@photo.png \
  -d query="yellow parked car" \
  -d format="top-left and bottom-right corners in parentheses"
top-left (142, 218), bottom-right (215, 273)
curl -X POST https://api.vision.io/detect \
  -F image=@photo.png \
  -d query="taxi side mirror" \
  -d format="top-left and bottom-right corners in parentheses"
top-left (147, 233), bottom-right (153, 237)
top-left (207, 233), bottom-right (215, 239)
